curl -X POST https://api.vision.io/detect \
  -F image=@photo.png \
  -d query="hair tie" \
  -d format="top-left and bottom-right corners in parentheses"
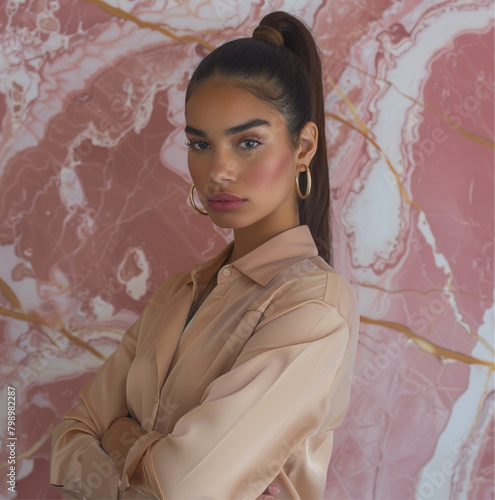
top-left (252, 25), bottom-right (284, 47)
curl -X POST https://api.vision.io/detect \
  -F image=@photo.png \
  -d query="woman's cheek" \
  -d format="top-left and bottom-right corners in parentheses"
top-left (244, 152), bottom-right (293, 188)
top-left (188, 158), bottom-right (205, 187)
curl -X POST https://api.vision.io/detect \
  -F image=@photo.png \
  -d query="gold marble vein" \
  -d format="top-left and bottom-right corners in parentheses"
top-left (325, 110), bottom-right (423, 211)
top-left (328, 58), bottom-right (494, 149)
top-left (360, 315), bottom-right (495, 369)
top-left (82, 0), bottom-right (215, 51)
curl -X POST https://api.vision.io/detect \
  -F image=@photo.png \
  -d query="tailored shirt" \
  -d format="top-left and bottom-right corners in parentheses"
top-left (50, 225), bottom-right (359, 500)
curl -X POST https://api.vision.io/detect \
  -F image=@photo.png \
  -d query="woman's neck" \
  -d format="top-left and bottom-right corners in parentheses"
top-left (226, 216), bottom-right (300, 264)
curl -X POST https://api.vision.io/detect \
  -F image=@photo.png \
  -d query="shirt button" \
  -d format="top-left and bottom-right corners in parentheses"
top-left (222, 266), bottom-right (232, 277)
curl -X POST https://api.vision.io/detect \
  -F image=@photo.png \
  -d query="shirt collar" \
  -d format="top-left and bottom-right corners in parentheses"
top-left (190, 225), bottom-right (318, 287)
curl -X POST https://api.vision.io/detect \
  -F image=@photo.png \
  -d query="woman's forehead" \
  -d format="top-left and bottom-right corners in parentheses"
top-left (185, 80), bottom-right (286, 131)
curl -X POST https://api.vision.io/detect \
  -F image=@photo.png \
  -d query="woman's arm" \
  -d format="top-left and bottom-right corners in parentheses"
top-left (99, 417), bottom-right (281, 500)
top-left (120, 287), bottom-right (358, 499)
top-left (51, 271), bottom-right (358, 499)
top-left (50, 312), bottom-right (143, 499)
top-left (100, 417), bottom-right (146, 475)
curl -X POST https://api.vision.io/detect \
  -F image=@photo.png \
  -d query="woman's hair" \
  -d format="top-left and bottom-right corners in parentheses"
top-left (186, 11), bottom-right (331, 264)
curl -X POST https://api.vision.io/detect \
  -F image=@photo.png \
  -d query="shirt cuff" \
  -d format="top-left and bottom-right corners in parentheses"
top-left (121, 431), bottom-right (163, 491)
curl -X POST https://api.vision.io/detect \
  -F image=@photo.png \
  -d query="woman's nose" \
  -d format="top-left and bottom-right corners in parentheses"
top-left (207, 150), bottom-right (239, 184)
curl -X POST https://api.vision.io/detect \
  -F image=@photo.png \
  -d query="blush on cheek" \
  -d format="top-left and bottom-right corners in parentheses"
top-left (245, 153), bottom-right (293, 187)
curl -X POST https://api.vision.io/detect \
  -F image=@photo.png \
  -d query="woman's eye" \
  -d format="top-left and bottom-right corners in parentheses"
top-left (239, 139), bottom-right (261, 149)
top-left (185, 140), bottom-right (209, 151)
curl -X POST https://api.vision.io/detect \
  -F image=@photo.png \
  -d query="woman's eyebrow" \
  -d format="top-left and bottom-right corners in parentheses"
top-left (184, 125), bottom-right (206, 137)
top-left (184, 119), bottom-right (270, 138)
top-left (225, 119), bottom-right (270, 136)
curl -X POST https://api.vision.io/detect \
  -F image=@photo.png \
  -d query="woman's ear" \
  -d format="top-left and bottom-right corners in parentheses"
top-left (296, 121), bottom-right (318, 172)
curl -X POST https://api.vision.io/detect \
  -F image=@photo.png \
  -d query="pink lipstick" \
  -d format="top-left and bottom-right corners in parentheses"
top-left (207, 192), bottom-right (247, 211)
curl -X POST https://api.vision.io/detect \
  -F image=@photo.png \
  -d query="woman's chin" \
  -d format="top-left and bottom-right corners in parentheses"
top-left (209, 214), bottom-right (254, 230)
top-left (210, 219), bottom-right (245, 230)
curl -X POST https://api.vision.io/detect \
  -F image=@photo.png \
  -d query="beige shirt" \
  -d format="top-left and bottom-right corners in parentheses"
top-left (50, 225), bottom-right (359, 500)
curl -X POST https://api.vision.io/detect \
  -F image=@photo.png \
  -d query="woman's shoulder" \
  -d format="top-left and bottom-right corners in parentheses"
top-left (257, 254), bottom-right (358, 325)
top-left (308, 256), bottom-right (357, 320)
top-left (147, 269), bottom-right (192, 309)
top-left (247, 255), bottom-right (359, 347)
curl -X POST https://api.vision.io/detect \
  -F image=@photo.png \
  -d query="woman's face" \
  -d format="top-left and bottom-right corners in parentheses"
top-left (185, 80), bottom-right (309, 232)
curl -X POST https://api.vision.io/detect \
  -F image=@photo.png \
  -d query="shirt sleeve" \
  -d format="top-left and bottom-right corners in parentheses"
top-left (50, 312), bottom-right (143, 500)
top-left (122, 296), bottom-right (357, 500)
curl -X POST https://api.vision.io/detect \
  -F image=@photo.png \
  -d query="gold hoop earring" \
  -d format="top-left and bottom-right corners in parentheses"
top-left (189, 184), bottom-right (208, 215)
top-left (295, 165), bottom-right (312, 199)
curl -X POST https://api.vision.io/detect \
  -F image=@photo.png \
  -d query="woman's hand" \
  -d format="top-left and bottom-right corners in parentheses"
top-left (256, 483), bottom-right (280, 500)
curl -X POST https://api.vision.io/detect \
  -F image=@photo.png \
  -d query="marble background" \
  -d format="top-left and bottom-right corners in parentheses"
top-left (0, 0), bottom-right (493, 498)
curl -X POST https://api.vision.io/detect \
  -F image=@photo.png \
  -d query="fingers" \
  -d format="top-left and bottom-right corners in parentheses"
top-left (256, 484), bottom-right (280, 499)
top-left (265, 485), bottom-right (280, 495)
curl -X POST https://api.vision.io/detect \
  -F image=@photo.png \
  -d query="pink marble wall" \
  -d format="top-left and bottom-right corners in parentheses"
top-left (0, 0), bottom-right (493, 498)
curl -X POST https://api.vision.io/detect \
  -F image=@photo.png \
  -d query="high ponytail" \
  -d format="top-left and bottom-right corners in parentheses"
top-left (186, 11), bottom-right (332, 264)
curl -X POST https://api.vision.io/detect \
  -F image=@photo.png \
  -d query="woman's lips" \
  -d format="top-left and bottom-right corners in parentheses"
top-left (207, 193), bottom-right (247, 211)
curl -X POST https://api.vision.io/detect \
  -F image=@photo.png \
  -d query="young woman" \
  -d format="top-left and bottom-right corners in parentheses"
top-left (50, 11), bottom-right (359, 500)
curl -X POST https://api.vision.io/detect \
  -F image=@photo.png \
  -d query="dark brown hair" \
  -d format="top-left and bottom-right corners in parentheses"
top-left (186, 11), bottom-right (331, 264)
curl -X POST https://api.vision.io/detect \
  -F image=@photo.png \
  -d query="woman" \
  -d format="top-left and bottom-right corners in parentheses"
top-left (50, 11), bottom-right (359, 500)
